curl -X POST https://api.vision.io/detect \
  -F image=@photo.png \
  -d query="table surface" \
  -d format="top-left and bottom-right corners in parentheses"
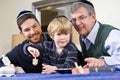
top-left (0, 71), bottom-right (120, 80)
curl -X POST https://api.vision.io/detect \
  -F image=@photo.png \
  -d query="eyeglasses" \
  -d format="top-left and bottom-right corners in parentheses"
top-left (71, 15), bottom-right (89, 24)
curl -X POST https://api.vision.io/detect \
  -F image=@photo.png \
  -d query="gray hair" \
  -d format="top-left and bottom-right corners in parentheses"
top-left (70, 2), bottom-right (95, 16)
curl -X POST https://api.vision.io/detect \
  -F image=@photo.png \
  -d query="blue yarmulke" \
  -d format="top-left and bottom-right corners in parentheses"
top-left (17, 10), bottom-right (33, 20)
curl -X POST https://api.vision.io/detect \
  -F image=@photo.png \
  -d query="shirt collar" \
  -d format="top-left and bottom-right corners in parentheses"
top-left (82, 21), bottom-right (100, 44)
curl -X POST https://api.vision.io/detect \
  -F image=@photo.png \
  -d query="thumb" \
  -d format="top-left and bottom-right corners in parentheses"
top-left (85, 58), bottom-right (90, 62)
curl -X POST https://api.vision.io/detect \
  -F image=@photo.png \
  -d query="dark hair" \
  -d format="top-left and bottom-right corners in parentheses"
top-left (17, 10), bottom-right (39, 31)
top-left (80, 0), bottom-right (94, 8)
top-left (54, 15), bottom-right (68, 19)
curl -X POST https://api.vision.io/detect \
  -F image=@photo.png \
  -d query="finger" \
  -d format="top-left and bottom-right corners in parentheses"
top-left (83, 64), bottom-right (89, 68)
top-left (42, 66), bottom-right (46, 69)
top-left (95, 63), bottom-right (98, 67)
top-left (92, 63), bottom-right (98, 67)
top-left (34, 49), bottom-right (40, 57)
top-left (85, 58), bottom-right (93, 63)
top-left (28, 47), bottom-right (34, 52)
top-left (42, 64), bottom-right (48, 69)
top-left (41, 70), bottom-right (47, 74)
top-left (84, 58), bottom-right (89, 62)
top-left (34, 50), bottom-right (37, 57)
top-left (34, 50), bottom-right (39, 57)
top-left (29, 50), bottom-right (34, 55)
top-left (28, 50), bottom-right (35, 57)
top-left (42, 63), bottom-right (45, 66)
top-left (88, 62), bottom-right (95, 67)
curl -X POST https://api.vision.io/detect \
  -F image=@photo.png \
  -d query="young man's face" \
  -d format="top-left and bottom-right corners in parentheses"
top-left (53, 32), bottom-right (70, 49)
top-left (20, 18), bottom-right (42, 43)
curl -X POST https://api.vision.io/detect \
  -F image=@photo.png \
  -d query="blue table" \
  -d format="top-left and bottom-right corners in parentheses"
top-left (0, 72), bottom-right (120, 80)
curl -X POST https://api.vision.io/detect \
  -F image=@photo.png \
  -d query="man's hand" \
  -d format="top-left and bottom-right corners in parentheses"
top-left (27, 46), bottom-right (40, 57)
top-left (83, 57), bottom-right (105, 68)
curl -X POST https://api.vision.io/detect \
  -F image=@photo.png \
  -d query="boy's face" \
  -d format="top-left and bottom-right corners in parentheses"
top-left (53, 32), bottom-right (70, 49)
top-left (20, 18), bottom-right (42, 43)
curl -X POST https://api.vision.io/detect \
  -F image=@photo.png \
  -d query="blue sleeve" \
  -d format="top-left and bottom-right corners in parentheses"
top-left (23, 43), bottom-right (43, 56)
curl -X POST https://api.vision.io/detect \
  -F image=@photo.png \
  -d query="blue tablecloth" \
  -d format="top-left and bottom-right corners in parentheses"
top-left (0, 71), bottom-right (120, 80)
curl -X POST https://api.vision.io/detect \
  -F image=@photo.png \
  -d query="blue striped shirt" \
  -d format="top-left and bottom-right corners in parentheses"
top-left (39, 41), bottom-right (79, 68)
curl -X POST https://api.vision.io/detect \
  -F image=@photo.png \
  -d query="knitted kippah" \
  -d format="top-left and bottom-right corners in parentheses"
top-left (17, 10), bottom-right (33, 21)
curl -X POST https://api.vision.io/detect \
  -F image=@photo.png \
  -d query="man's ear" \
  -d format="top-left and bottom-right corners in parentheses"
top-left (20, 31), bottom-right (22, 35)
top-left (20, 31), bottom-right (25, 38)
top-left (91, 13), bottom-right (96, 20)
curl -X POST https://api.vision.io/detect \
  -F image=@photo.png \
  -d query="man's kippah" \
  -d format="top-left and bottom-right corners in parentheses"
top-left (78, 0), bottom-right (94, 8)
top-left (17, 10), bottom-right (33, 21)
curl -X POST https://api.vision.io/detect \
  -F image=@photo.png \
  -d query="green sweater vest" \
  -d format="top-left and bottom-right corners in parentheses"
top-left (80, 23), bottom-right (117, 58)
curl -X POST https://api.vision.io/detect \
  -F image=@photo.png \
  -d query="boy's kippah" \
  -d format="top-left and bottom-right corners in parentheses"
top-left (17, 10), bottom-right (33, 21)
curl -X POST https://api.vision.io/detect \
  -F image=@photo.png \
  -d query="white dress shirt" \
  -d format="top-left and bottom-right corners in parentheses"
top-left (82, 21), bottom-right (120, 66)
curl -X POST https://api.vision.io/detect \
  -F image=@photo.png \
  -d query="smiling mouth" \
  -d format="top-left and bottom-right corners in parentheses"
top-left (32, 35), bottom-right (39, 39)
top-left (77, 26), bottom-right (82, 31)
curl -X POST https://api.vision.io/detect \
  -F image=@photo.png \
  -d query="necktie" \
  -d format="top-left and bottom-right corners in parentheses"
top-left (84, 38), bottom-right (91, 50)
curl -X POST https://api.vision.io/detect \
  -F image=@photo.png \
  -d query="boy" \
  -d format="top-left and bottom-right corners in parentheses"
top-left (24, 16), bottom-right (85, 74)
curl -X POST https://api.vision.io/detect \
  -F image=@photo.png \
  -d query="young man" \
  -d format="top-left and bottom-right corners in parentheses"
top-left (0, 10), bottom-right (51, 73)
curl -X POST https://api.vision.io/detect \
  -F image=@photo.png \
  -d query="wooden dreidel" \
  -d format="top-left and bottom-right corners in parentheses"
top-left (32, 57), bottom-right (38, 66)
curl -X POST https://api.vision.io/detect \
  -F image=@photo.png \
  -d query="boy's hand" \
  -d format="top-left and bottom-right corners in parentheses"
top-left (72, 66), bottom-right (89, 74)
top-left (42, 64), bottom-right (58, 74)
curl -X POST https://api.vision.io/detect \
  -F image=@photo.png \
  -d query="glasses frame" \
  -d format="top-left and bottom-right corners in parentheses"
top-left (71, 15), bottom-right (89, 24)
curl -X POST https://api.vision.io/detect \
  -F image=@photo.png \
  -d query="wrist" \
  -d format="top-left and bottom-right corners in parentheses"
top-left (53, 66), bottom-right (58, 70)
top-left (99, 58), bottom-right (106, 66)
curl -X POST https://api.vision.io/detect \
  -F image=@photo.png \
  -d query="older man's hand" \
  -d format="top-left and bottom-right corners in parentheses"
top-left (83, 57), bottom-right (105, 68)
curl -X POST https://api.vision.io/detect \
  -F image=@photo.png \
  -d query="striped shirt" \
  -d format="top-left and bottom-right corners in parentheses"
top-left (39, 41), bottom-right (78, 68)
